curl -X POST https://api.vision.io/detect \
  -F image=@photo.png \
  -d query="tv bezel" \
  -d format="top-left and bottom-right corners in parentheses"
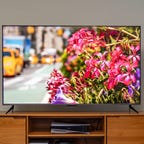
top-left (2, 25), bottom-right (141, 106)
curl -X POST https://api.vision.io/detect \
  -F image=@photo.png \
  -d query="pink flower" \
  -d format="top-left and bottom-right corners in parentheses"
top-left (105, 77), bottom-right (117, 90)
top-left (91, 68), bottom-right (101, 79)
top-left (46, 69), bottom-right (73, 102)
top-left (116, 73), bottom-right (136, 86)
top-left (128, 45), bottom-right (140, 68)
top-left (66, 28), bottom-right (106, 55)
top-left (84, 69), bottom-right (91, 78)
top-left (105, 45), bottom-right (139, 90)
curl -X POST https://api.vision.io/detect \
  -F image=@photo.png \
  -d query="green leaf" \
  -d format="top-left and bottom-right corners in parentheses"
top-left (110, 35), bottom-right (117, 44)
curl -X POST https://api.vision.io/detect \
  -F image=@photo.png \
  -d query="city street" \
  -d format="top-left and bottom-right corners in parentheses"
top-left (3, 63), bottom-right (62, 104)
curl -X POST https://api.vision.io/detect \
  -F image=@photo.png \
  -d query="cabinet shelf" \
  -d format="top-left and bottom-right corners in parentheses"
top-left (28, 131), bottom-right (105, 138)
top-left (27, 114), bottom-right (106, 144)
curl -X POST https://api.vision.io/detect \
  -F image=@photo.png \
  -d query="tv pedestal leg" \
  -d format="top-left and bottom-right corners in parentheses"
top-left (6, 105), bottom-right (14, 114)
top-left (129, 105), bottom-right (138, 114)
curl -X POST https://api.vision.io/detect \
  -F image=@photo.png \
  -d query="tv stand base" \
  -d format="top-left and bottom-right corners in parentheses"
top-left (129, 105), bottom-right (138, 114)
top-left (6, 105), bottom-right (14, 114)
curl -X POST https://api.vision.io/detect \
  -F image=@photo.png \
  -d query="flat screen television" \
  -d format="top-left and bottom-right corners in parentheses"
top-left (2, 25), bottom-right (141, 105)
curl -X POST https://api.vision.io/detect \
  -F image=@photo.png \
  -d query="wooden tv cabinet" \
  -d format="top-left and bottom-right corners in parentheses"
top-left (0, 112), bottom-right (144, 144)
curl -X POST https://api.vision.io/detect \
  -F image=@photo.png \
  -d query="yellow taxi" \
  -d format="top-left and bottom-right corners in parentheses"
top-left (29, 55), bottom-right (39, 65)
top-left (40, 55), bottom-right (62, 64)
top-left (56, 56), bottom-right (62, 63)
top-left (40, 55), bottom-right (54, 64)
top-left (3, 47), bottom-right (24, 76)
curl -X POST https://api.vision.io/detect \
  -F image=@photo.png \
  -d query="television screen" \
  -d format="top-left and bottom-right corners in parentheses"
top-left (2, 25), bottom-right (141, 104)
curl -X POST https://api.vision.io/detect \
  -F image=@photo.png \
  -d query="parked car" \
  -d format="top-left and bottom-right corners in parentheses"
top-left (3, 47), bottom-right (24, 76)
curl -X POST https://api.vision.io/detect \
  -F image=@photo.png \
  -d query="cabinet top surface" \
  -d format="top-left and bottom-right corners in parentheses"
top-left (0, 111), bottom-right (144, 117)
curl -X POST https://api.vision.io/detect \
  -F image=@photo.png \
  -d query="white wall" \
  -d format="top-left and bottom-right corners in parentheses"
top-left (0, 0), bottom-right (144, 112)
